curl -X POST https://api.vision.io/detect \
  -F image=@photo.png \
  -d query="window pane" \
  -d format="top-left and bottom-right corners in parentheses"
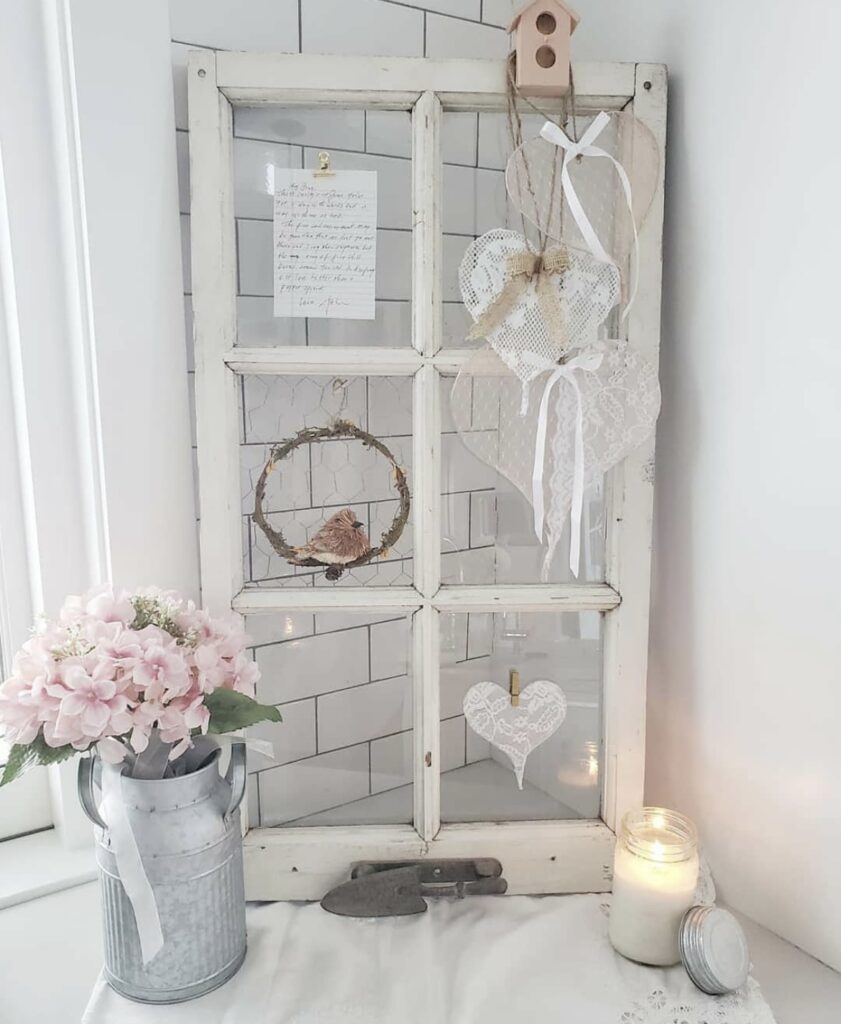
top-left (232, 106), bottom-right (412, 347)
top-left (441, 110), bottom-right (547, 349)
top-left (439, 610), bottom-right (602, 823)
top-left (240, 373), bottom-right (414, 588)
top-left (246, 611), bottom-right (413, 826)
top-left (439, 374), bottom-right (606, 583)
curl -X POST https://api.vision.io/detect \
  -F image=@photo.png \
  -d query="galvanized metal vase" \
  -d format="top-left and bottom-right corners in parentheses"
top-left (78, 742), bottom-right (247, 1004)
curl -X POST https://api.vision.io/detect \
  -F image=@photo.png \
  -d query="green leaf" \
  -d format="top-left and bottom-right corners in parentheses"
top-left (204, 689), bottom-right (281, 735)
top-left (0, 734), bottom-right (76, 787)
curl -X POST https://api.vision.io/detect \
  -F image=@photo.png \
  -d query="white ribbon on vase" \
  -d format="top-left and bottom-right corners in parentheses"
top-left (99, 766), bottom-right (165, 964)
top-left (539, 112), bottom-right (640, 319)
top-left (521, 349), bottom-right (604, 578)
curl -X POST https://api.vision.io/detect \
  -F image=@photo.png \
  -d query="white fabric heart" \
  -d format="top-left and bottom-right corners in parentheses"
top-left (504, 109), bottom-right (660, 265)
top-left (450, 341), bottom-right (661, 578)
top-left (463, 679), bottom-right (567, 789)
top-left (459, 229), bottom-right (619, 395)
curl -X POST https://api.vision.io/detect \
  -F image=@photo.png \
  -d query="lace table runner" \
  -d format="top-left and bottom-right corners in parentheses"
top-left (83, 894), bottom-right (777, 1024)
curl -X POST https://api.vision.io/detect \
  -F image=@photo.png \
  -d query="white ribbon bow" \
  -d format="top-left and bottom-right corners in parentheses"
top-left (522, 349), bottom-right (604, 577)
top-left (539, 113), bottom-right (639, 319)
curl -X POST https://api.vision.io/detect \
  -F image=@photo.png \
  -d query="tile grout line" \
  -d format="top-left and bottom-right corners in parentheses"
top-left (376, 0), bottom-right (505, 31)
top-left (259, 673), bottom-right (411, 710)
top-left (251, 725), bottom-right (412, 777)
top-left (232, 131), bottom-right (509, 172)
top-left (250, 615), bottom-right (404, 651)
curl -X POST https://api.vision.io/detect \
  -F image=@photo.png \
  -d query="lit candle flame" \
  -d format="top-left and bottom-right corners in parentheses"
top-left (651, 839), bottom-right (665, 861)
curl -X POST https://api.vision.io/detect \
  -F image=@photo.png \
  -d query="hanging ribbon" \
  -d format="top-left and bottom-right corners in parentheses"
top-left (539, 113), bottom-right (639, 319)
top-left (468, 247), bottom-right (570, 344)
top-left (522, 349), bottom-right (604, 577)
top-left (99, 766), bottom-right (165, 965)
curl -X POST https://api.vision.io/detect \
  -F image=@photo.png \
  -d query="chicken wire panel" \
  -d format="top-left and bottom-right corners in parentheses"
top-left (240, 373), bottom-right (414, 588)
top-left (439, 374), bottom-right (607, 585)
top-left (232, 106), bottom-right (412, 347)
top-left (244, 611), bottom-right (414, 827)
top-left (440, 610), bottom-right (602, 824)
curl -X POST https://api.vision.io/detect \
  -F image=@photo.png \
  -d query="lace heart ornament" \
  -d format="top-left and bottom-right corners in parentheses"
top-left (460, 229), bottom-right (619, 398)
top-left (505, 109), bottom-right (660, 265)
top-left (463, 679), bottom-right (567, 789)
top-left (450, 342), bottom-right (661, 578)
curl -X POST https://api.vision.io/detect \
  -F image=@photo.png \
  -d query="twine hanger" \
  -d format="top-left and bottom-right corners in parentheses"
top-left (505, 52), bottom-right (579, 260)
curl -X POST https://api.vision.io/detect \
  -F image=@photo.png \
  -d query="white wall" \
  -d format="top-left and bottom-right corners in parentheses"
top-left (70, 0), bottom-right (199, 595)
top-left (571, 0), bottom-right (841, 972)
top-left (167, 0), bottom-right (841, 969)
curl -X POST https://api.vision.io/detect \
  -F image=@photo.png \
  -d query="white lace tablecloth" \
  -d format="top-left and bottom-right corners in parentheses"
top-left (82, 894), bottom-right (776, 1024)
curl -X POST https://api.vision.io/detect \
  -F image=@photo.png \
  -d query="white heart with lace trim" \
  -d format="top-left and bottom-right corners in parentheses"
top-left (463, 679), bottom-right (567, 789)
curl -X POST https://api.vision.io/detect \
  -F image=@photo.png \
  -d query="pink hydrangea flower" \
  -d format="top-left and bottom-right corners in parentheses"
top-left (131, 639), bottom-right (190, 703)
top-left (0, 585), bottom-right (261, 769)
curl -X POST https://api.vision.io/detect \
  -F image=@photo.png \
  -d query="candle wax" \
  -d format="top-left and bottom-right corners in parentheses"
top-left (609, 843), bottom-right (699, 966)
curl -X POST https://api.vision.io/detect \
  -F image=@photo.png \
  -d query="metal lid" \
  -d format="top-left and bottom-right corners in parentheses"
top-left (679, 906), bottom-right (750, 995)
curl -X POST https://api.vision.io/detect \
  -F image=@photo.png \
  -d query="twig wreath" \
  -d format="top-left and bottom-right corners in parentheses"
top-left (253, 419), bottom-right (411, 581)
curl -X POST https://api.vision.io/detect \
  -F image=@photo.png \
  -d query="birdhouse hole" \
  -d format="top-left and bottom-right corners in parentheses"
top-left (535, 11), bottom-right (557, 35)
top-left (536, 45), bottom-right (556, 69)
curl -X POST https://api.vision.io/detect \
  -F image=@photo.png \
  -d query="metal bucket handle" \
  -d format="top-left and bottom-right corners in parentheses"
top-left (224, 740), bottom-right (247, 819)
top-left (78, 755), bottom-right (107, 829)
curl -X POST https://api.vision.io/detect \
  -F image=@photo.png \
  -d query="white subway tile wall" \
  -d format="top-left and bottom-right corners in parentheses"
top-left (172, 1), bottom-right (601, 826)
top-left (245, 607), bottom-right (503, 825)
top-left (440, 611), bottom-right (603, 823)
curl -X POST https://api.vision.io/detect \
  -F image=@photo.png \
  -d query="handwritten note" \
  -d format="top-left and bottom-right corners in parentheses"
top-left (273, 170), bottom-right (377, 320)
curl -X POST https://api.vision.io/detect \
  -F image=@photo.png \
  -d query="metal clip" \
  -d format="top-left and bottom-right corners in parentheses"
top-left (510, 668), bottom-right (521, 707)
top-left (321, 858), bottom-right (507, 917)
top-left (313, 150), bottom-right (334, 177)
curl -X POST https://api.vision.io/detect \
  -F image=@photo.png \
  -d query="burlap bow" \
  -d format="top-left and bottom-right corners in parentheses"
top-left (467, 247), bottom-right (570, 343)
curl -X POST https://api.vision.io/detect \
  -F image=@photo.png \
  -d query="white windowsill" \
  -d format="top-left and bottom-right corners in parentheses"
top-left (0, 829), bottom-right (96, 910)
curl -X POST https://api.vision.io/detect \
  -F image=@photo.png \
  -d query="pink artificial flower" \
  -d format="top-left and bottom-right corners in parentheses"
top-left (132, 639), bottom-right (190, 702)
top-left (160, 692), bottom-right (209, 740)
top-left (172, 599), bottom-right (204, 636)
top-left (97, 737), bottom-right (130, 764)
top-left (58, 660), bottom-right (133, 739)
top-left (227, 653), bottom-right (260, 696)
top-left (211, 618), bottom-right (248, 660)
top-left (87, 621), bottom-right (142, 662)
top-left (60, 585), bottom-right (134, 627)
top-left (0, 586), bottom-right (262, 770)
top-left (128, 702), bottom-right (160, 753)
top-left (193, 644), bottom-right (226, 693)
top-left (0, 678), bottom-right (42, 746)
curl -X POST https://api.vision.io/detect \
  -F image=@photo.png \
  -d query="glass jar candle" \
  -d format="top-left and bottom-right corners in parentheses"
top-left (608, 807), bottom-right (699, 966)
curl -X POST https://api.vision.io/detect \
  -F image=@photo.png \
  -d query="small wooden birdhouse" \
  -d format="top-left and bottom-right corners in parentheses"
top-left (508, 0), bottom-right (580, 98)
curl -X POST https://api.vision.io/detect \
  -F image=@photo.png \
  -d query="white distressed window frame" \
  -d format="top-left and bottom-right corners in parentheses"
top-left (188, 53), bottom-right (667, 900)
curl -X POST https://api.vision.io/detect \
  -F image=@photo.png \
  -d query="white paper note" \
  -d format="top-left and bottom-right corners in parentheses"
top-left (273, 170), bottom-right (377, 320)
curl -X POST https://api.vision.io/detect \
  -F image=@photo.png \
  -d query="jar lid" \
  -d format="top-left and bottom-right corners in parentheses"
top-left (679, 906), bottom-right (750, 995)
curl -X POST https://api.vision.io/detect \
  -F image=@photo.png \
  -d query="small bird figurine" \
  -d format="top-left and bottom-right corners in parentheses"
top-left (294, 508), bottom-right (371, 569)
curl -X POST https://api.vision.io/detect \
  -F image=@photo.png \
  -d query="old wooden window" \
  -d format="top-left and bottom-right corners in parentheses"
top-left (188, 53), bottom-right (667, 898)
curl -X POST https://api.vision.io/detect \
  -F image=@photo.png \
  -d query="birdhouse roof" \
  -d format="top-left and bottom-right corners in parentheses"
top-left (508, 0), bottom-right (581, 34)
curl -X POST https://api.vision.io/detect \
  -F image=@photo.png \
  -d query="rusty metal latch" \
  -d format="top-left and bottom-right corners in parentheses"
top-left (320, 858), bottom-right (507, 917)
